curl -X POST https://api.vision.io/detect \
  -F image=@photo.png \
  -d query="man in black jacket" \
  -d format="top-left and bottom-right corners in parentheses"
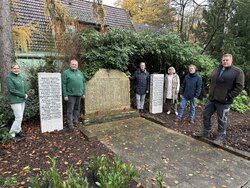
top-left (198, 54), bottom-right (244, 145)
top-left (130, 62), bottom-right (150, 113)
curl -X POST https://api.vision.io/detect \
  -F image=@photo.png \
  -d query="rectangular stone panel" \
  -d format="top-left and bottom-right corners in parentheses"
top-left (85, 69), bottom-right (130, 115)
top-left (149, 74), bottom-right (164, 114)
top-left (38, 73), bottom-right (63, 133)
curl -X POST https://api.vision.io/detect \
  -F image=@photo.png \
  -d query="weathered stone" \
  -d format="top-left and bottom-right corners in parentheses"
top-left (38, 73), bottom-right (63, 133)
top-left (85, 69), bottom-right (130, 115)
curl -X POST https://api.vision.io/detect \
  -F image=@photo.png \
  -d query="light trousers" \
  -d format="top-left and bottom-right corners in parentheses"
top-left (136, 94), bottom-right (146, 110)
top-left (9, 102), bottom-right (25, 137)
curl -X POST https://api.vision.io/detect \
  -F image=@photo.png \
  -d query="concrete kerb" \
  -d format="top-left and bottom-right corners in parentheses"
top-left (141, 113), bottom-right (250, 161)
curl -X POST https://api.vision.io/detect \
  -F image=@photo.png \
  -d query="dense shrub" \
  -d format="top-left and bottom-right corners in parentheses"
top-left (79, 28), bottom-right (216, 82)
top-left (231, 90), bottom-right (250, 113)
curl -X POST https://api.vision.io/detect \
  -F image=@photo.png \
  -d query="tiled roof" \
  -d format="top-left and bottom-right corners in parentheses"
top-left (12, 0), bottom-right (134, 52)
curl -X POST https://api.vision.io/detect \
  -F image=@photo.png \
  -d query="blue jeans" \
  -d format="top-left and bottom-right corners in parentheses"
top-left (177, 97), bottom-right (195, 121)
top-left (203, 101), bottom-right (230, 138)
top-left (136, 94), bottom-right (146, 110)
top-left (67, 96), bottom-right (81, 126)
top-left (9, 102), bottom-right (25, 137)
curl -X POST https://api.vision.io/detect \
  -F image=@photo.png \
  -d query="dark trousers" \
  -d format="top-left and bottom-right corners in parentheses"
top-left (165, 98), bottom-right (177, 112)
top-left (67, 96), bottom-right (81, 126)
top-left (203, 101), bottom-right (231, 138)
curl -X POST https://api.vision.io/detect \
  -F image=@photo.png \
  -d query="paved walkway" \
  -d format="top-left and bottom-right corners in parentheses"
top-left (85, 117), bottom-right (250, 188)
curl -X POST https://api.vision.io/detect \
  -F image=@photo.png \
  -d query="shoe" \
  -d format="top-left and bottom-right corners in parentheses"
top-left (189, 120), bottom-right (195, 124)
top-left (68, 125), bottom-right (74, 130)
top-left (167, 111), bottom-right (171, 115)
top-left (194, 131), bottom-right (210, 138)
top-left (213, 136), bottom-right (225, 145)
top-left (175, 112), bottom-right (178, 116)
top-left (16, 131), bottom-right (27, 138)
top-left (11, 137), bottom-right (20, 143)
top-left (213, 138), bottom-right (224, 145)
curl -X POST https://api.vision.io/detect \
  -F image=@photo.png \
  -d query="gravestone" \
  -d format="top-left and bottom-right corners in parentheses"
top-left (149, 74), bottom-right (164, 114)
top-left (38, 73), bottom-right (63, 133)
top-left (85, 69), bottom-right (130, 115)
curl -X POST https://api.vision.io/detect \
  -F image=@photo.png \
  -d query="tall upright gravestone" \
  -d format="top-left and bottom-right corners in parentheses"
top-left (149, 74), bottom-right (164, 114)
top-left (38, 73), bottom-right (63, 133)
top-left (85, 69), bottom-right (130, 115)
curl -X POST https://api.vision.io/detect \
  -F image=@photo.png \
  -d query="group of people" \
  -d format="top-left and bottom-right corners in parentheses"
top-left (5, 54), bottom-right (244, 145)
top-left (131, 54), bottom-right (244, 145)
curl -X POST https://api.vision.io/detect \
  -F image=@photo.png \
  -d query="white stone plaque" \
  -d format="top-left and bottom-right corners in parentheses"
top-left (149, 74), bottom-right (164, 114)
top-left (38, 73), bottom-right (63, 133)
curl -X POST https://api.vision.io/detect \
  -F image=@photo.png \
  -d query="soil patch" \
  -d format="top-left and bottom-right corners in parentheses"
top-left (0, 120), bottom-right (114, 186)
top-left (147, 105), bottom-right (250, 153)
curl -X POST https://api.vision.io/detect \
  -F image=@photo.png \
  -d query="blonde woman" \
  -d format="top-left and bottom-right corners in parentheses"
top-left (164, 67), bottom-right (180, 115)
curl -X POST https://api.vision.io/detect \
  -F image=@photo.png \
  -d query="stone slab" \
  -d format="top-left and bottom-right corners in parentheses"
top-left (85, 117), bottom-right (250, 187)
top-left (149, 74), bottom-right (164, 114)
top-left (38, 73), bottom-right (63, 133)
top-left (85, 69), bottom-right (130, 115)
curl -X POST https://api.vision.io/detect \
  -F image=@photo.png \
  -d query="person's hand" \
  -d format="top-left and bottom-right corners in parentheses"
top-left (180, 94), bottom-right (183, 99)
top-left (194, 97), bottom-right (198, 100)
top-left (82, 95), bottom-right (85, 99)
top-left (146, 90), bottom-right (149, 94)
top-left (25, 94), bottom-right (28, 99)
top-left (64, 96), bottom-right (68, 101)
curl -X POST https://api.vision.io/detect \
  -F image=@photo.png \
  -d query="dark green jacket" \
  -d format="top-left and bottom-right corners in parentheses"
top-left (62, 69), bottom-right (86, 97)
top-left (5, 72), bottom-right (27, 104)
top-left (208, 65), bottom-right (244, 104)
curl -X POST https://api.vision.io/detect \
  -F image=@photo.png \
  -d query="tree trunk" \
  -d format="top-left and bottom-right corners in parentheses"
top-left (0, 0), bottom-right (15, 93)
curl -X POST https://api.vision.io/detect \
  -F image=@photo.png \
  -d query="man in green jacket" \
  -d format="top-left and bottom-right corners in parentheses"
top-left (198, 54), bottom-right (244, 145)
top-left (5, 64), bottom-right (28, 141)
top-left (62, 59), bottom-right (86, 130)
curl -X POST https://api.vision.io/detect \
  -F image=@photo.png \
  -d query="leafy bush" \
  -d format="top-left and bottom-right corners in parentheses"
top-left (0, 95), bottom-right (12, 127)
top-left (0, 176), bottom-right (18, 188)
top-left (29, 157), bottom-right (89, 188)
top-left (89, 155), bottom-right (139, 188)
top-left (0, 127), bottom-right (12, 144)
top-left (79, 28), bottom-right (216, 82)
top-left (231, 90), bottom-right (250, 113)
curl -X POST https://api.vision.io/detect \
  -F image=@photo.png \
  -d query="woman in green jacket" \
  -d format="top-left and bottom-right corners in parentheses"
top-left (5, 64), bottom-right (28, 140)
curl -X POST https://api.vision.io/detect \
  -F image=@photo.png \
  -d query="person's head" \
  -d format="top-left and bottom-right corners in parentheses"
top-left (188, 64), bottom-right (196, 74)
top-left (139, 62), bottom-right (146, 71)
top-left (168, 66), bottom-right (176, 75)
top-left (70, 59), bottom-right (79, 70)
top-left (221, 54), bottom-right (233, 68)
top-left (11, 64), bottom-right (20, 75)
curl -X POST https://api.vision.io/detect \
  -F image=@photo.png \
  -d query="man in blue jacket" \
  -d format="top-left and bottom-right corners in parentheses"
top-left (176, 64), bottom-right (202, 123)
top-left (130, 62), bottom-right (150, 113)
